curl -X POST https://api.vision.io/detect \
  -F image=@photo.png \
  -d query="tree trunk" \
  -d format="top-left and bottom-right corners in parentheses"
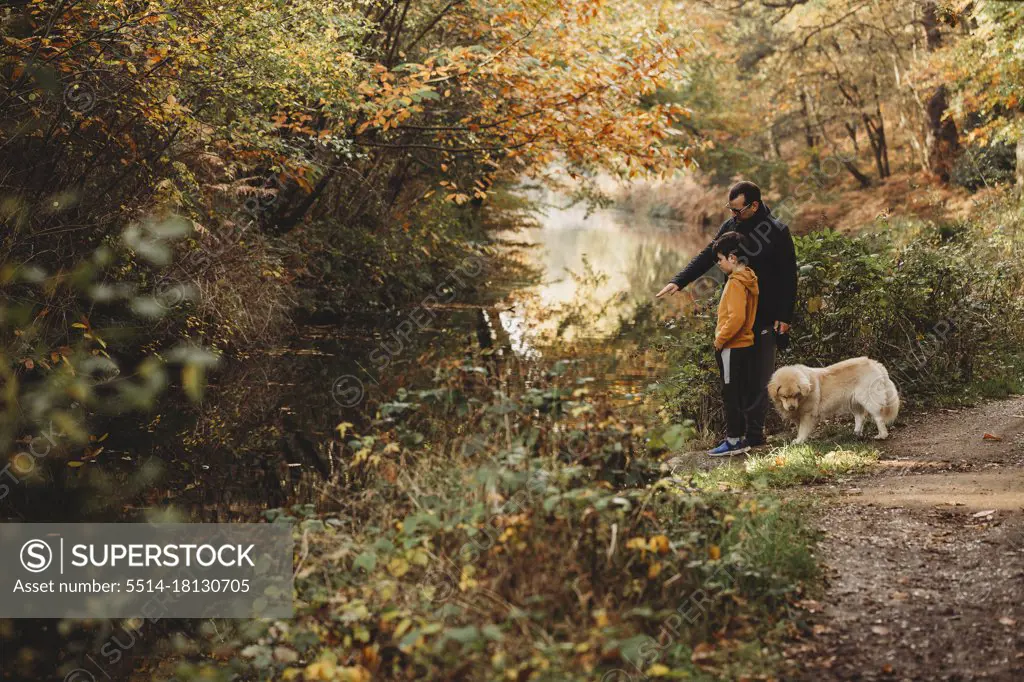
top-left (873, 89), bottom-right (890, 178)
top-left (800, 90), bottom-right (820, 169)
top-left (926, 84), bottom-right (959, 182)
top-left (768, 126), bottom-right (782, 159)
top-left (878, 116), bottom-right (890, 178)
top-left (843, 159), bottom-right (873, 188)
top-left (862, 113), bottom-right (886, 179)
top-left (922, 2), bottom-right (943, 50)
top-left (845, 121), bottom-right (859, 154)
top-left (272, 164), bottom-right (338, 236)
top-left (1016, 138), bottom-right (1024, 194)
top-left (818, 119), bottom-right (872, 189)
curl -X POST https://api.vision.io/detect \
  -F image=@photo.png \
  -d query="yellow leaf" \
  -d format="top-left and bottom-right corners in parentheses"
top-left (708, 545), bottom-right (721, 560)
top-left (303, 661), bottom-right (334, 680)
top-left (648, 561), bottom-right (662, 579)
top-left (646, 663), bottom-right (671, 677)
top-left (649, 534), bottom-right (670, 554)
top-left (67, 461), bottom-right (85, 468)
top-left (394, 617), bottom-right (413, 638)
top-left (182, 364), bottom-right (205, 403)
top-left (388, 557), bottom-right (410, 577)
top-left (351, 447), bottom-right (372, 466)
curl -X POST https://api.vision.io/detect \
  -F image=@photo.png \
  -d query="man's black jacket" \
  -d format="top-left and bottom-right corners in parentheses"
top-left (670, 203), bottom-right (798, 330)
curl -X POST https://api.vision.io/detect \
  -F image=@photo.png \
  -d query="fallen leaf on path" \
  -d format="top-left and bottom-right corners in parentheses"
top-left (972, 509), bottom-right (996, 518)
top-left (797, 599), bottom-right (823, 612)
top-left (982, 433), bottom-right (1003, 441)
top-left (882, 664), bottom-right (894, 674)
top-left (871, 626), bottom-right (890, 635)
top-left (691, 642), bottom-right (716, 664)
top-left (889, 591), bottom-right (909, 602)
top-left (999, 616), bottom-right (1017, 627)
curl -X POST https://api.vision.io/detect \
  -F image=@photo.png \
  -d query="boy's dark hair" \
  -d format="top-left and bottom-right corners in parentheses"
top-left (712, 231), bottom-right (752, 260)
top-left (728, 180), bottom-right (761, 206)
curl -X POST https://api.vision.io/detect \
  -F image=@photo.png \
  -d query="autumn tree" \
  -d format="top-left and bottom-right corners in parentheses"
top-left (684, 0), bottom-right (963, 187)
top-left (940, 0), bottom-right (1024, 189)
top-left (1, 0), bottom-right (701, 341)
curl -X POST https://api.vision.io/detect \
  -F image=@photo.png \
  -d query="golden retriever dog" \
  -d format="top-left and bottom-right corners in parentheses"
top-left (768, 357), bottom-right (899, 444)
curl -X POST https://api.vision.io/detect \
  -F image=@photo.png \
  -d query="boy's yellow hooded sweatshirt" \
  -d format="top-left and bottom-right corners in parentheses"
top-left (715, 266), bottom-right (759, 350)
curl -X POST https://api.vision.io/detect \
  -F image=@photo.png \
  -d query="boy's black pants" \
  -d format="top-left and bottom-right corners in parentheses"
top-left (744, 327), bottom-right (778, 445)
top-left (715, 345), bottom-right (755, 440)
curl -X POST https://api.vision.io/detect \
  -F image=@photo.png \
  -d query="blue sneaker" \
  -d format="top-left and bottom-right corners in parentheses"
top-left (707, 438), bottom-right (750, 457)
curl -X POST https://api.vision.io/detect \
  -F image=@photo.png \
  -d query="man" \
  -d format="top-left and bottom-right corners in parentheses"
top-left (656, 180), bottom-right (798, 448)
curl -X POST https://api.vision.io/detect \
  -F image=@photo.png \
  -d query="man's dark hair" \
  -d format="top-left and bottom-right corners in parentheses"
top-left (712, 231), bottom-right (752, 260)
top-left (728, 180), bottom-right (761, 206)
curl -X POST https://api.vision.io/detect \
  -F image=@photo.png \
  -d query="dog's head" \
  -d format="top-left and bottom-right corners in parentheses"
top-left (768, 366), bottom-right (813, 416)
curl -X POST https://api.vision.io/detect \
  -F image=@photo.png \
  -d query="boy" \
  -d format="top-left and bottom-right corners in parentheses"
top-left (708, 231), bottom-right (759, 456)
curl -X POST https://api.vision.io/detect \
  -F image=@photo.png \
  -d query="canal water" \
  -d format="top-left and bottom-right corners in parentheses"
top-left (497, 185), bottom-right (709, 345)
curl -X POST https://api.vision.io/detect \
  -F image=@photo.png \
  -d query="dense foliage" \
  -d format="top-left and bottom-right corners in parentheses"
top-left (158, 351), bottom-right (819, 682)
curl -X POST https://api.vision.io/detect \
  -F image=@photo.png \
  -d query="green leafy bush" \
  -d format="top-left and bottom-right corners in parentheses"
top-left (0, 218), bottom-right (219, 512)
top-left (950, 143), bottom-right (1017, 190)
top-left (791, 226), bottom-right (1024, 404)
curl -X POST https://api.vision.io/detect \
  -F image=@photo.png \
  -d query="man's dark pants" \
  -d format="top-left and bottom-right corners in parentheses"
top-left (745, 327), bottom-right (777, 445)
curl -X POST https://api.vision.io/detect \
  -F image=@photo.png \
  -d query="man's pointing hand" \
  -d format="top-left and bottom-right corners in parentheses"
top-left (656, 283), bottom-right (679, 298)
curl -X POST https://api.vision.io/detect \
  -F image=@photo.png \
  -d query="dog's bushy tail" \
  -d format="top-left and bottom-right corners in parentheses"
top-left (872, 361), bottom-right (900, 425)
top-left (880, 385), bottom-right (900, 424)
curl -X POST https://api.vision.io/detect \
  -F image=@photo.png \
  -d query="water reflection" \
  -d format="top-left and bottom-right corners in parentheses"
top-left (499, 185), bottom-right (710, 342)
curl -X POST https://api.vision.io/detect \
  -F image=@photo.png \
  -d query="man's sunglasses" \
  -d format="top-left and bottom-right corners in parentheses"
top-left (726, 201), bottom-right (753, 215)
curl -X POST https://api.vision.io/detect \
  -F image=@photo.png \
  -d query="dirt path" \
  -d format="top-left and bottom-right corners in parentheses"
top-left (792, 396), bottom-right (1024, 681)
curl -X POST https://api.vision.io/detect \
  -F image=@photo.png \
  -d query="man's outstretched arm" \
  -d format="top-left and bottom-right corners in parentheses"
top-left (656, 222), bottom-right (727, 297)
